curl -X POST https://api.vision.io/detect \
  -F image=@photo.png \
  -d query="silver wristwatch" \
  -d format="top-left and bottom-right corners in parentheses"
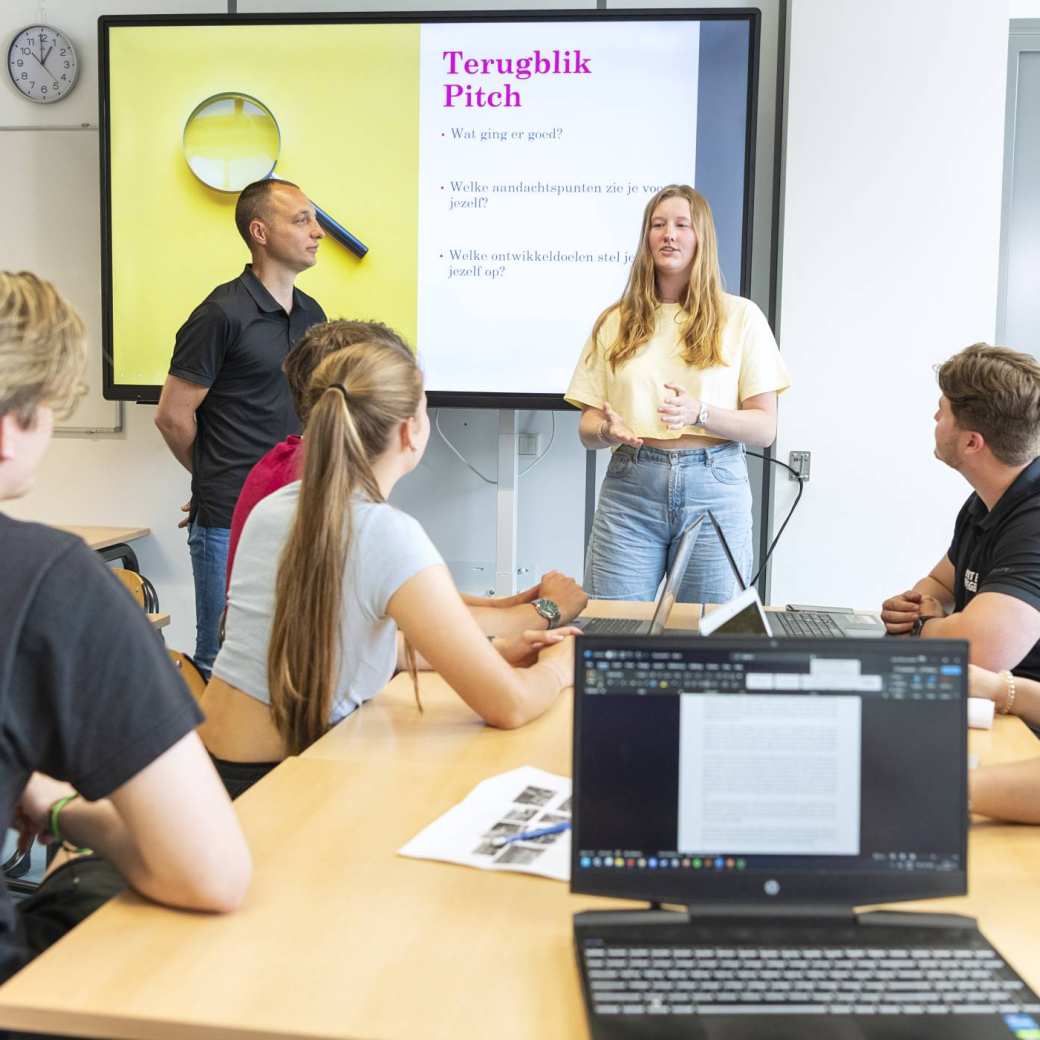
top-left (695, 402), bottom-right (710, 428)
top-left (531, 597), bottom-right (562, 629)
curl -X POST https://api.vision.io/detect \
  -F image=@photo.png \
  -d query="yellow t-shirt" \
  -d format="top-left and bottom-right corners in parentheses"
top-left (564, 294), bottom-right (791, 441)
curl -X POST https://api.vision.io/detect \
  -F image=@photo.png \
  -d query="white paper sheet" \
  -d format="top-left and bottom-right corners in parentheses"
top-left (398, 766), bottom-right (571, 881)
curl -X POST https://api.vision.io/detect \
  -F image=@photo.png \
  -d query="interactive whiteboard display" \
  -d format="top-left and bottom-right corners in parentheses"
top-left (99, 12), bottom-right (758, 407)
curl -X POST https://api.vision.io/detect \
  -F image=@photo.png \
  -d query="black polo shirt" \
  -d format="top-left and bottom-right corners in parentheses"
top-left (169, 265), bottom-right (325, 528)
top-left (947, 456), bottom-right (1040, 682)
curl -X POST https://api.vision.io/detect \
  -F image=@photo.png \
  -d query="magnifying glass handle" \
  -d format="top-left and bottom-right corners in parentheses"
top-left (313, 203), bottom-right (368, 259)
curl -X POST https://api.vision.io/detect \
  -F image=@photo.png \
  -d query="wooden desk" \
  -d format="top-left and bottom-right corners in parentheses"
top-left (147, 613), bottom-right (170, 633)
top-left (0, 675), bottom-right (1037, 1039)
top-left (57, 525), bottom-right (150, 571)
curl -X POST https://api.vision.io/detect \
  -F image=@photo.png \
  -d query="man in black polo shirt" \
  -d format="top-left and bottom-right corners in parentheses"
top-left (881, 344), bottom-right (1040, 687)
top-left (155, 178), bottom-right (326, 677)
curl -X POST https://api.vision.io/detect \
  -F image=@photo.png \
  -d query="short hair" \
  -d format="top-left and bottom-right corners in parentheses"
top-left (0, 271), bottom-right (86, 427)
top-left (234, 178), bottom-right (300, 248)
top-left (284, 320), bottom-right (413, 422)
top-left (938, 343), bottom-right (1040, 465)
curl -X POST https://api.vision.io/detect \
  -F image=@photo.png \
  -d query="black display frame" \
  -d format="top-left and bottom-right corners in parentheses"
top-left (570, 634), bottom-right (970, 909)
top-left (98, 9), bottom-right (761, 407)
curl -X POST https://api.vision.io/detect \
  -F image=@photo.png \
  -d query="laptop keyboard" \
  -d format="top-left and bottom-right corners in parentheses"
top-left (582, 941), bottom-right (1040, 1017)
top-left (578, 617), bottom-right (648, 635)
top-left (772, 611), bottom-right (845, 638)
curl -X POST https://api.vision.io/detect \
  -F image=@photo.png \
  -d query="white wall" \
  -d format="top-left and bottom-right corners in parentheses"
top-left (1, 0), bottom-right (1017, 640)
top-left (769, 0), bottom-right (1010, 607)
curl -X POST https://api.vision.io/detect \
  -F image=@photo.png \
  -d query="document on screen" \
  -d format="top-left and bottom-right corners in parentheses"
top-left (677, 694), bottom-right (861, 856)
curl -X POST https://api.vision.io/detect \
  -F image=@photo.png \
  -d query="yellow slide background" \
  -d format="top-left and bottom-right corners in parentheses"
top-left (108, 24), bottom-right (420, 386)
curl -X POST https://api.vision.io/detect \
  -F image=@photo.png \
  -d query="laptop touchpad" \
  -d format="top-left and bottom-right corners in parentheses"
top-left (699, 1017), bottom-right (864, 1040)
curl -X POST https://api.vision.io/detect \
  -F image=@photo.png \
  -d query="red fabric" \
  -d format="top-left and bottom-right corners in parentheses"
top-left (226, 435), bottom-right (304, 589)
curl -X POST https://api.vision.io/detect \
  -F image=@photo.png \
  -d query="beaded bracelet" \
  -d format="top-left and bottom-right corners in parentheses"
top-left (997, 670), bottom-right (1017, 716)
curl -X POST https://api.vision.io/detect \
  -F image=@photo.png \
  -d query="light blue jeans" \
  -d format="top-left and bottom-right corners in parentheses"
top-left (584, 441), bottom-right (754, 603)
top-left (187, 521), bottom-right (230, 679)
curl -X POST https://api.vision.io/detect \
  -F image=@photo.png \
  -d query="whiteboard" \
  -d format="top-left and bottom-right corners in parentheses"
top-left (3, 128), bottom-right (120, 430)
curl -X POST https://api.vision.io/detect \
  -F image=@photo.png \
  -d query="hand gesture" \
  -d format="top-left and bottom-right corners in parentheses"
top-left (537, 571), bottom-right (589, 624)
top-left (178, 498), bottom-right (192, 530)
top-left (880, 590), bottom-right (922, 634)
top-left (599, 401), bottom-right (642, 448)
top-left (492, 627), bottom-right (582, 669)
top-left (658, 383), bottom-right (700, 432)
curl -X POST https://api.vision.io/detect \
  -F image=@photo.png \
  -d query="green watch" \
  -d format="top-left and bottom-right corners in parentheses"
top-left (531, 597), bottom-right (562, 629)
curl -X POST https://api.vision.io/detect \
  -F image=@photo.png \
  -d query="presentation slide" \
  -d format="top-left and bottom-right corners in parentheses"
top-left (102, 15), bottom-right (754, 403)
top-left (677, 694), bottom-right (862, 856)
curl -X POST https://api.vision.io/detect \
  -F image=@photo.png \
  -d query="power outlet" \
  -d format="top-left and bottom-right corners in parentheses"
top-left (788, 450), bottom-right (811, 481)
top-left (518, 433), bottom-right (541, 456)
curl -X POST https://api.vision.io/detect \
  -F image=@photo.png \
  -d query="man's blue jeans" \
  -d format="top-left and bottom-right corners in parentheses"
top-left (187, 521), bottom-right (230, 679)
top-left (584, 441), bottom-right (754, 604)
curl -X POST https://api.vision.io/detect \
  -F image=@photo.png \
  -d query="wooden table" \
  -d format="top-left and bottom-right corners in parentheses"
top-left (0, 654), bottom-right (1036, 1039)
top-left (147, 613), bottom-right (170, 633)
top-left (57, 525), bottom-right (150, 571)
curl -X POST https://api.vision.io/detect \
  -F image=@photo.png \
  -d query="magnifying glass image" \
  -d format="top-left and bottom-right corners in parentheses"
top-left (182, 92), bottom-right (368, 258)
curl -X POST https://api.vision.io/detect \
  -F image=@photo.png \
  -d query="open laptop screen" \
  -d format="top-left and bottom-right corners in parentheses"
top-left (571, 635), bottom-right (968, 908)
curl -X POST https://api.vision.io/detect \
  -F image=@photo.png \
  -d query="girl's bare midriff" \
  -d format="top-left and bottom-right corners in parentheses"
top-left (641, 433), bottom-right (723, 450)
top-left (198, 675), bottom-right (286, 763)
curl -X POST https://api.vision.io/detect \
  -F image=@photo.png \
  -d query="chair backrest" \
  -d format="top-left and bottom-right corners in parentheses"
top-left (112, 567), bottom-right (159, 613)
top-left (168, 650), bottom-right (206, 704)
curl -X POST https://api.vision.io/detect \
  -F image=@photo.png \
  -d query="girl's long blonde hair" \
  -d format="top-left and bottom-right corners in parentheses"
top-left (589, 185), bottom-right (727, 372)
top-left (267, 337), bottom-right (423, 755)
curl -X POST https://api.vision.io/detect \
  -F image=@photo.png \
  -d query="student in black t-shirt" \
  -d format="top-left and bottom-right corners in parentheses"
top-left (154, 178), bottom-right (327, 679)
top-left (0, 272), bottom-right (251, 987)
top-left (881, 344), bottom-right (1040, 677)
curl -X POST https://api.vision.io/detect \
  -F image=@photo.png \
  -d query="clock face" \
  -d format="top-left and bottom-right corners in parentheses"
top-left (7, 25), bottom-right (78, 104)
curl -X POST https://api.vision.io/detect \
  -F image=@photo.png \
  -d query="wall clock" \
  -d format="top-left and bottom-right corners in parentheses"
top-left (8, 25), bottom-right (78, 104)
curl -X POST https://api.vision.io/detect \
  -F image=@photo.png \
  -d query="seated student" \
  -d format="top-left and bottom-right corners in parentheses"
top-left (227, 319), bottom-right (587, 636)
top-left (881, 344), bottom-right (1040, 678)
top-left (200, 336), bottom-right (578, 797)
top-left (0, 272), bottom-right (250, 986)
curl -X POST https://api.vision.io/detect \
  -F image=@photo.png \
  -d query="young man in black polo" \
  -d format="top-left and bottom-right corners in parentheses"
top-left (0, 271), bottom-right (250, 989)
top-left (155, 178), bottom-right (327, 677)
top-left (881, 344), bottom-right (1040, 687)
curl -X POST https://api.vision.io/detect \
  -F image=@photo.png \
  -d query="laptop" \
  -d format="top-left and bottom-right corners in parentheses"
top-left (572, 634), bottom-right (1039, 1038)
top-left (577, 516), bottom-right (705, 636)
top-left (704, 509), bottom-right (886, 638)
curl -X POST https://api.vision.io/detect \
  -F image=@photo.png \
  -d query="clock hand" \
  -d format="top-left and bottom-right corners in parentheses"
top-left (41, 45), bottom-right (53, 68)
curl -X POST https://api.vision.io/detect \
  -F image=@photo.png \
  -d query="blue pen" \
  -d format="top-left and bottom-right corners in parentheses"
top-left (493, 821), bottom-right (571, 847)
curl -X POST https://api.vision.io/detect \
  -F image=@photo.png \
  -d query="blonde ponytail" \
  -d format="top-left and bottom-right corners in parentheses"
top-left (268, 338), bottom-right (423, 754)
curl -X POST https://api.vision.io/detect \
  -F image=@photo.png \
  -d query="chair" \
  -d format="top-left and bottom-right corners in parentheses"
top-left (112, 567), bottom-right (159, 613)
top-left (168, 650), bottom-right (206, 704)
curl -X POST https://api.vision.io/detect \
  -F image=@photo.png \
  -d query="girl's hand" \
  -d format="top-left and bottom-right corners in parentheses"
top-left (493, 627), bottom-right (582, 669)
top-left (599, 401), bottom-right (642, 448)
top-left (658, 383), bottom-right (701, 431)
